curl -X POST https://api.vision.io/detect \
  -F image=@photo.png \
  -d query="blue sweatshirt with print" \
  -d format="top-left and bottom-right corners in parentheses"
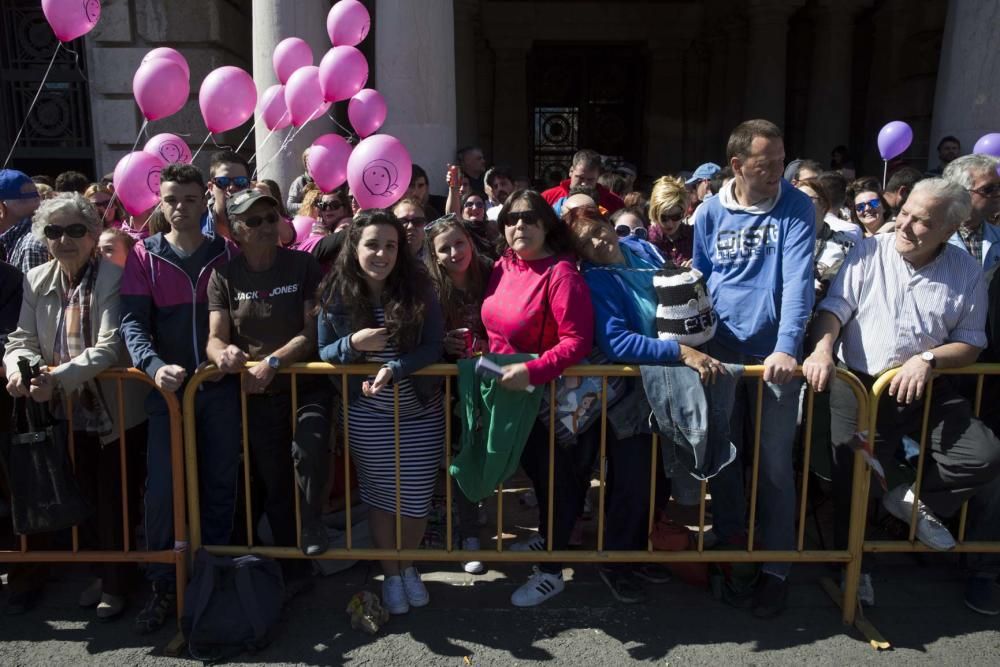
top-left (692, 180), bottom-right (815, 359)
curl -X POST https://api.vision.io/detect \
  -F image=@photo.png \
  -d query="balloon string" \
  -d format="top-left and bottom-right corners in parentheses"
top-left (235, 124), bottom-right (256, 154)
top-left (254, 127), bottom-right (298, 180)
top-left (2, 42), bottom-right (61, 170)
top-left (882, 160), bottom-right (888, 191)
top-left (60, 43), bottom-right (89, 83)
top-left (249, 121), bottom-right (285, 166)
top-left (102, 119), bottom-right (149, 225)
top-left (327, 113), bottom-right (357, 143)
top-left (191, 131), bottom-right (213, 162)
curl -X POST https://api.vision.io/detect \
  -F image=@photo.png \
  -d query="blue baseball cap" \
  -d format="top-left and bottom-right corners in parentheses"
top-left (684, 162), bottom-right (721, 186)
top-left (0, 170), bottom-right (37, 201)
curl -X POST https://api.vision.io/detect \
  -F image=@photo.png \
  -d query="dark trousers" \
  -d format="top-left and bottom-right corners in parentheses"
top-left (829, 371), bottom-right (1000, 563)
top-left (604, 432), bottom-right (670, 556)
top-left (519, 422), bottom-right (598, 574)
top-left (245, 383), bottom-right (331, 574)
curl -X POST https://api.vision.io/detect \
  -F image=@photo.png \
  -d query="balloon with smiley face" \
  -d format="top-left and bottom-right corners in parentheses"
top-left (144, 133), bottom-right (193, 164)
top-left (113, 151), bottom-right (165, 216)
top-left (42, 0), bottom-right (101, 42)
top-left (347, 134), bottom-right (412, 209)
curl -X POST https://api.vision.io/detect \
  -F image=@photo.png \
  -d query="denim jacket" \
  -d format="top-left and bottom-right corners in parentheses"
top-left (317, 285), bottom-right (444, 406)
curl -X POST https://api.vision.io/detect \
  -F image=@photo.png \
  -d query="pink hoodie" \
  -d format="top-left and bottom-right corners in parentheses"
top-left (481, 250), bottom-right (594, 385)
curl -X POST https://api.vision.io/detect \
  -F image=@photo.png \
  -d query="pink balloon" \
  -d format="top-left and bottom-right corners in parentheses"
top-left (347, 89), bottom-right (387, 138)
top-left (143, 133), bottom-right (192, 164)
top-left (285, 66), bottom-right (331, 127)
top-left (272, 37), bottom-right (313, 85)
top-left (133, 59), bottom-right (189, 122)
top-left (142, 47), bottom-right (190, 79)
top-left (293, 215), bottom-right (316, 243)
top-left (319, 46), bottom-right (368, 103)
top-left (113, 152), bottom-right (165, 217)
top-left (199, 66), bottom-right (257, 134)
top-left (327, 0), bottom-right (371, 47)
top-left (42, 0), bottom-right (100, 43)
top-left (347, 134), bottom-right (412, 210)
top-left (308, 134), bottom-right (353, 192)
top-left (258, 84), bottom-right (292, 131)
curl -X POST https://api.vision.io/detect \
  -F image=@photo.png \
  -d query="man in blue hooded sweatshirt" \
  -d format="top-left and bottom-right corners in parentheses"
top-left (692, 119), bottom-right (815, 618)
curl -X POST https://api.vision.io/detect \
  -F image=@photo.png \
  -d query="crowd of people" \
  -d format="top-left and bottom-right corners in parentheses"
top-left (1, 117), bottom-right (1000, 634)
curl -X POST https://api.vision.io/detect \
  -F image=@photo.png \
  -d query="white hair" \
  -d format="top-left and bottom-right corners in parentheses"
top-left (908, 177), bottom-right (972, 228)
top-left (942, 154), bottom-right (1000, 190)
top-left (31, 192), bottom-right (101, 243)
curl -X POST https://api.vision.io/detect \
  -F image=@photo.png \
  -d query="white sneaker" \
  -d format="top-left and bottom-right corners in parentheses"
top-left (882, 484), bottom-right (956, 551)
top-left (382, 575), bottom-right (409, 615)
top-left (401, 567), bottom-right (429, 607)
top-left (841, 572), bottom-right (875, 607)
top-left (511, 567), bottom-right (564, 607)
top-left (509, 533), bottom-right (546, 552)
top-left (461, 537), bottom-right (485, 575)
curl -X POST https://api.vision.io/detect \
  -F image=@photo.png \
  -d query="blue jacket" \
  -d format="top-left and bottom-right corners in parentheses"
top-left (317, 284), bottom-right (444, 405)
top-left (947, 221), bottom-right (1000, 271)
top-left (692, 180), bottom-right (815, 359)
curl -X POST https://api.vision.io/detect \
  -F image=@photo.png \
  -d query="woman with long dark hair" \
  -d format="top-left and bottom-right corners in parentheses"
top-left (317, 209), bottom-right (444, 615)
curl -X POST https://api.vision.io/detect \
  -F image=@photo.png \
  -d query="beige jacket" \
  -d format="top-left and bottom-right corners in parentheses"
top-left (3, 258), bottom-right (147, 444)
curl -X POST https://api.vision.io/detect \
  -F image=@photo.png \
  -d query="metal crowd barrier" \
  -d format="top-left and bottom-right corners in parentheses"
top-left (183, 362), bottom-right (870, 626)
top-left (0, 368), bottom-right (189, 627)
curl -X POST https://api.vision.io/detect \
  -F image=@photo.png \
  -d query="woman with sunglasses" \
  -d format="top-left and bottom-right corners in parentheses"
top-left (460, 191), bottom-right (500, 260)
top-left (847, 177), bottom-right (893, 236)
top-left (317, 209), bottom-right (445, 615)
top-left (295, 186), bottom-right (351, 253)
top-left (83, 182), bottom-right (122, 228)
top-left (392, 197), bottom-right (429, 260)
top-left (647, 176), bottom-right (694, 266)
top-left (479, 189), bottom-right (594, 607)
top-left (608, 205), bottom-right (649, 242)
top-left (4, 193), bottom-right (147, 619)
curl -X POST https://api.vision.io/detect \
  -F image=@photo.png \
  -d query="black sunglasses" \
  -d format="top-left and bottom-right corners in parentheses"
top-left (240, 212), bottom-right (280, 228)
top-left (659, 212), bottom-right (684, 224)
top-left (43, 223), bottom-right (89, 240)
top-left (213, 176), bottom-right (251, 189)
top-left (505, 211), bottom-right (542, 227)
top-left (400, 216), bottom-right (427, 226)
top-left (316, 200), bottom-right (344, 211)
top-left (615, 224), bottom-right (647, 240)
top-left (969, 183), bottom-right (1000, 199)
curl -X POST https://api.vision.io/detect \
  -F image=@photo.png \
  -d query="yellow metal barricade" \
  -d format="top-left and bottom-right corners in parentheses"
top-left (0, 368), bottom-right (189, 626)
top-left (183, 362), bottom-right (868, 626)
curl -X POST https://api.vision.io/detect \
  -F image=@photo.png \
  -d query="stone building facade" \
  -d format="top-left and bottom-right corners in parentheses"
top-left (1, 0), bottom-right (997, 195)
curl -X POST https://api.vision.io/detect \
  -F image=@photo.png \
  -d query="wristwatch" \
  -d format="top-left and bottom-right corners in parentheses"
top-left (265, 355), bottom-right (281, 370)
top-left (919, 351), bottom-right (937, 369)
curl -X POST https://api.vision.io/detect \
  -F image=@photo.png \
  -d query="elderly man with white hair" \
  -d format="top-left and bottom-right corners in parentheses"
top-left (943, 153), bottom-right (1000, 269)
top-left (803, 177), bottom-right (1000, 613)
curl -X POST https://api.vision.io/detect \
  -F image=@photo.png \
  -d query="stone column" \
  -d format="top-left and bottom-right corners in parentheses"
top-left (929, 0), bottom-right (1000, 168)
top-left (251, 0), bottom-right (331, 190)
top-left (376, 0), bottom-right (457, 197)
top-left (742, 0), bottom-right (804, 128)
top-left (489, 38), bottom-right (531, 175)
top-left (804, 0), bottom-right (870, 160)
top-left (646, 42), bottom-right (685, 175)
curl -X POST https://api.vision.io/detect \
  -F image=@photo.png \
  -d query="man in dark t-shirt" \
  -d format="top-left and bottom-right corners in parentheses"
top-left (206, 189), bottom-right (331, 587)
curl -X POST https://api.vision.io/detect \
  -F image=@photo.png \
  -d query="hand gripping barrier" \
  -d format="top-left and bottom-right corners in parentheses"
top-left (182, 362), bottom-right (870, 626)
top-left (0, 368), bottom-right (189, 627)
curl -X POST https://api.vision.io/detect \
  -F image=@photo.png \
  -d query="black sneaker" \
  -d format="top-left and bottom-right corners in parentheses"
top-left (751, 573), bottom-right (788, 618)
top-left (598, 566), bottom-right (647, 604)
top-left (301, 522), bottom-right (330, 557)
top-left (633, 563), bottom-right (672, 584)
top-left (134, 582), bottom-right (176, 635)
top-left (5, 588), bottom-right (42, 616)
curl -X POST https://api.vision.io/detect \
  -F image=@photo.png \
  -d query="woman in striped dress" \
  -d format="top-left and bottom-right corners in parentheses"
top-left (317, 209), bottom-right (445, 615)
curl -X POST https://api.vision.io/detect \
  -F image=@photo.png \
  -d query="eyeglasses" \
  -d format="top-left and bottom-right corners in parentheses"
top-left (659, 211), bottom-right (684, 224)
top-left (615, 224), bottom-right (648, 240)
top-left (968, 183), bottom-right (1000, 199)
top-left (464, 200), bottom-right (485, 209)
top-left (91, 199), bottom-right (110, 209)
top-left (854, 199), bottom-right (881, 214)
top-left (239, 212), bottom-right (280, 228)
top-left (505, 211), bottom-right (542, 227)
top-left (43, 223), bottom-right (89, 240)
top-left (316, 200), bottom-right (344, 211)
top-left (399, 216), bottom-right (427, 227)
top-left (212, 176), bottom-right (251, 190)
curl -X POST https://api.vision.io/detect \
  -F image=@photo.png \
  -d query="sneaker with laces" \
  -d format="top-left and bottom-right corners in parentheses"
top-left (134, 582), bottom-right (176, 635)
top-left (965, 575), bottom-right (999, 616)
top-left (461, 537), bottom-right (485, 575)
top-left (509, 533), bottom-right (546, 552)
top-left (598, 566), bottom-right (647, 604)
top-left (882, 484), bottom-right (956, 551)
top-left (382, 575), bottom-right (409, 615)
top-left (301, 521), bottom-right (330, 557)
top-left (401, 567), bottom-right (429, 607)
top-left (511, 567), bottom-right (565, 607)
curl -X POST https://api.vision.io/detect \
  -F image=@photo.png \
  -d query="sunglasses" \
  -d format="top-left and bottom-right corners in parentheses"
top-left (43, 223), bottom-right (89, 240)
top-left (316, 200), bottom-right (344, 211)
top-left (212, 176), bottom-right (251, 189)
top-left (92, 199), bottom-right (110, 209)
top-left (854, 199), bottom-right (881, 214)
top-left (505, 211), bottom-right (542, 227)
top-left (239, 212), bottom-right (280, 228)
top-left (399, 216), bottom-right (427, 227)
top-left (615, 224), bottom-right (648, 240)
top-left (969, 183), bottom-right (1000, 199)
top-left (464, 200), bottom-right (485, 209)
top-left (659, 212), bottom-right (684, 224)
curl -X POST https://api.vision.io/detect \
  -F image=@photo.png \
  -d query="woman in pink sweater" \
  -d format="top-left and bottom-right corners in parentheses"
top-left (480, 189), bottom-right (594, 607)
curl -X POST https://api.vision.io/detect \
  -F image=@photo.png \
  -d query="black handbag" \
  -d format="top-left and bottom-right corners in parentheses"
top-left (0, 358), bottom-right (92, 535)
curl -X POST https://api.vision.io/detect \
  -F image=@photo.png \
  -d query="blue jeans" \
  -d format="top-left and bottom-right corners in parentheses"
top-left (706, 341), bottom-right (801, 578)
top-left (144, 376), bottom-right (241, 585)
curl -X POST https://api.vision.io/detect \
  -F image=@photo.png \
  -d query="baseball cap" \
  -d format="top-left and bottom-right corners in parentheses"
top-left (684, 162), bottom-right (721, 186)
top-left (0, 170), bottom-right (37, 200)
top-left (225, 188), bottom-right (277, 218)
